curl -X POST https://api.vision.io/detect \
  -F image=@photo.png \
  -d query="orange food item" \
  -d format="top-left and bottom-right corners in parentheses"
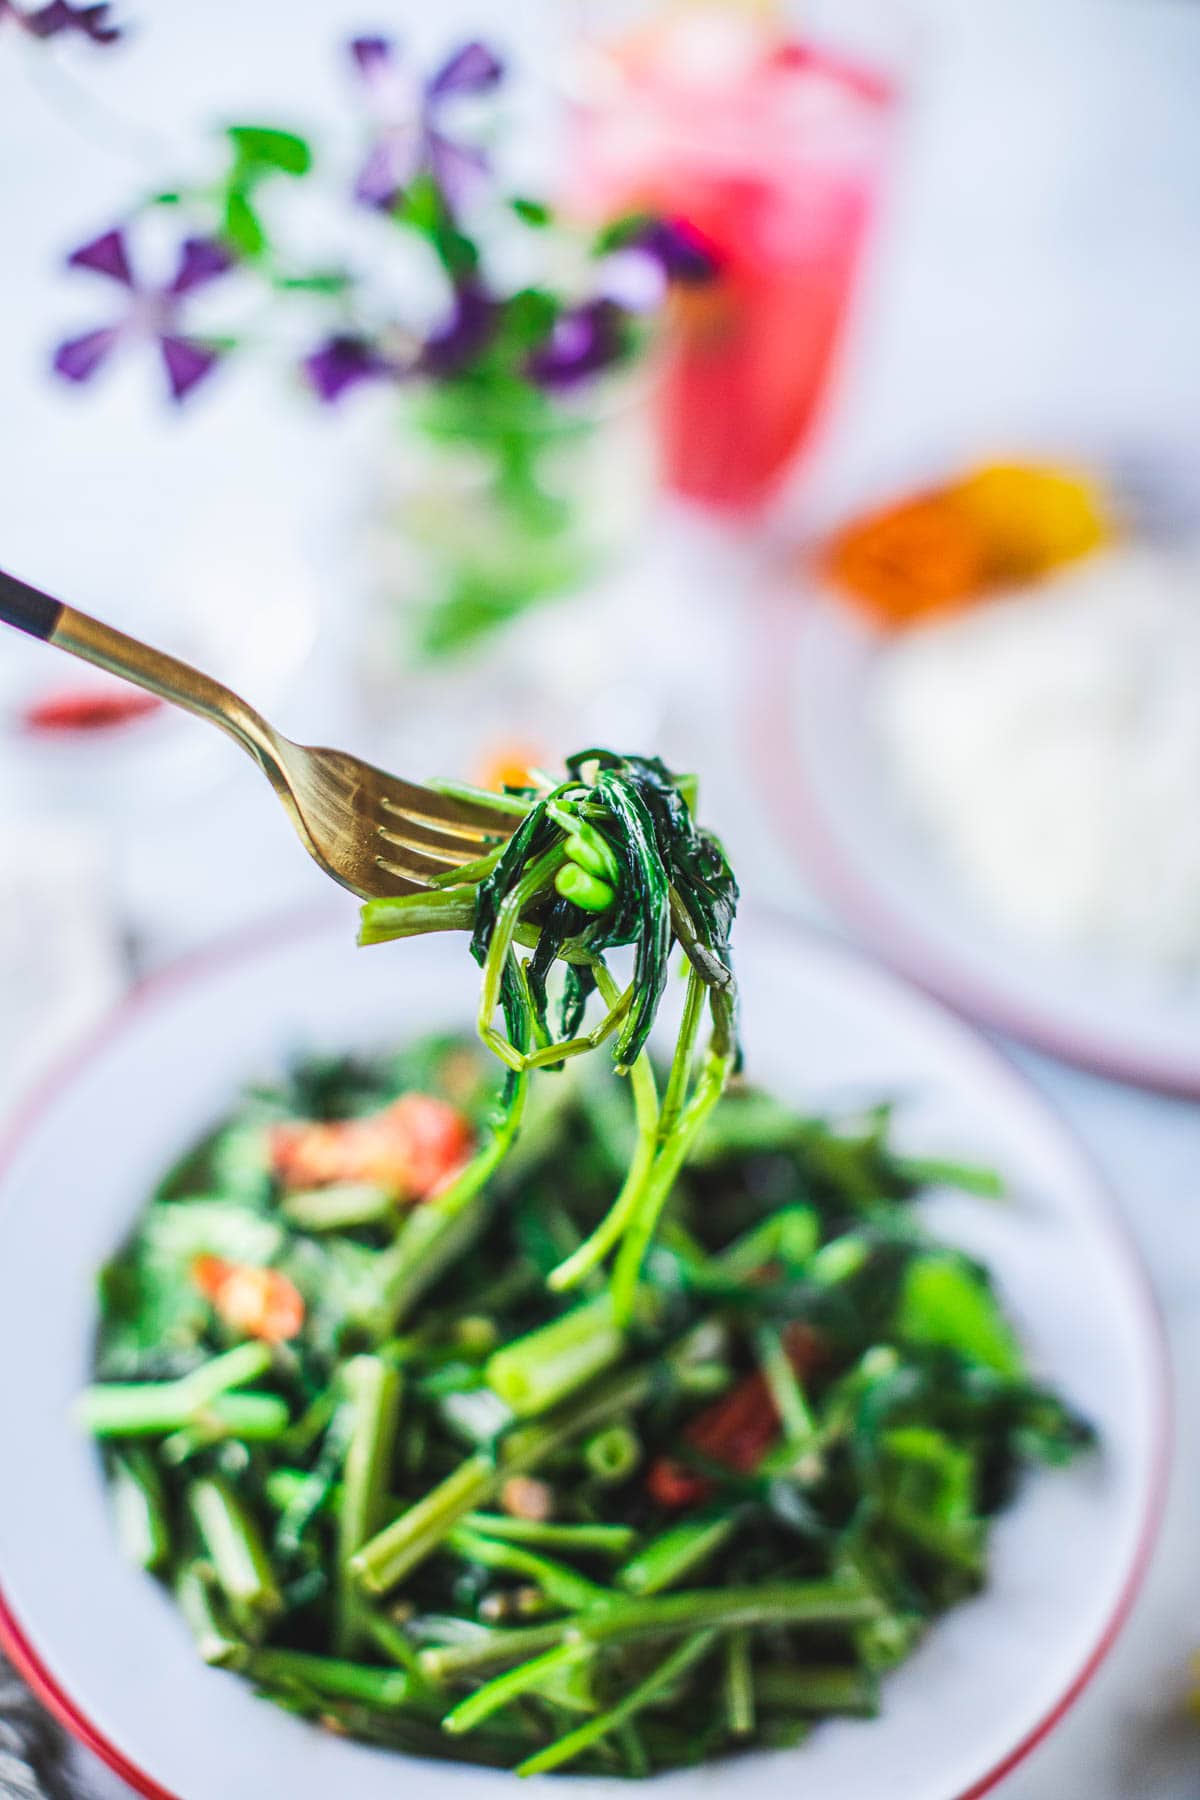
top-left (475, 742), bottom-right (542, 795)
top-left (951, 461), bottom-right (1112, 580)
top-left (824, 460), bottom-right (1115, 629)
top-left (192, 1256), bottom-right (305, 1343)
top-left (270, 1093), bottom-right (473, 1201)
top-left (823, 491), bottom-right (990, 627)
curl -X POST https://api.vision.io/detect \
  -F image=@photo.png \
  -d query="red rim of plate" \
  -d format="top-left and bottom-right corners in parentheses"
top-left (750, 584), bottom-right (1200, 1100)
top-left (0, 905), bottom-right (1172, 1800)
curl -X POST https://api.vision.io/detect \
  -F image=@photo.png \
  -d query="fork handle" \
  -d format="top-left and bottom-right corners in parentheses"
top-left (0, 568), bottom-right (63, 641)
top-left (0, 565), bottom-right (278, 768)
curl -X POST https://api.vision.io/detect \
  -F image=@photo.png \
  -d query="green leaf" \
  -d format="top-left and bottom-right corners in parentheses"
top-left (895, 1156), bottom-right (1005, 1200)
top-left (226, 125), bottom-right (312, 176)
top-left (498, 287), bottom-right (559, 354)
top-left (592, 209), bottom-right (655, 256)
top-left (511, 197), bottom-right (552, 227)
top-left (223, 189), bottom-right (267, 259)
top-left (896, 1254), bottom-right (1023, 1377)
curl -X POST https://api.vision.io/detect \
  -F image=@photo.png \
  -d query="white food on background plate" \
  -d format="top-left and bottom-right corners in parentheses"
top-left (872, 546), bottom-right (1200, 979)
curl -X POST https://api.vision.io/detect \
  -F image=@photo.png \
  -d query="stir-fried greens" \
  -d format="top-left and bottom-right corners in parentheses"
top-left (82, 1037), bottom-right (1093, 1776)
top-left (359, 750), bottom-right (740, 1322)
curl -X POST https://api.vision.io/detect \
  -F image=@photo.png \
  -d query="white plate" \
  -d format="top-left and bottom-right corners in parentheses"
top-left (0, 908), bottom-right (1167, 1800)
top-left (750, 583), bottom-right (1200, 1095)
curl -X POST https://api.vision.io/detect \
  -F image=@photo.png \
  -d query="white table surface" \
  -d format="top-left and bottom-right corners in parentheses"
top-left (1, 2), bottom-right (1198, 1796)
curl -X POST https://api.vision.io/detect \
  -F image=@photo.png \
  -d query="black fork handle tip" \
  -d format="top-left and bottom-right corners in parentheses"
top-left (0, 569), bottom-right (64, 642)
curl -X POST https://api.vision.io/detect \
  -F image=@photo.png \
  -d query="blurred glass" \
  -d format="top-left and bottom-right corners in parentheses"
top-left (564, 0), bottom-right (905, 512)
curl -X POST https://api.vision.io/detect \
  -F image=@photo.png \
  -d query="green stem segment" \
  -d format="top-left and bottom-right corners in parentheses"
top-left (616, 1515), bottom-right (736, 1598)
top-left (110, 1449), bottom-right (171, 1572)
top-left (187, 1478), bottom-right (281, 1639)
top-left (443, 1640), bottom-right (593, 1737)
top-left (485, 1292), bottom-right (625, 1417)
top-left (248, 1647), bottom-right (411, 1709)
top-left (446, 1527), bottom-right (609, 1613)
top-left (336, 1356), bottom-right (403, 1656)
top-left (515, 1631), bottom-right (718, 1777)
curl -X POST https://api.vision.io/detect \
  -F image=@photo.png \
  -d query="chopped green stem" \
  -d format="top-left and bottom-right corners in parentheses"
top-left (616, 1515), bottom-right (736, 1598)
top-left (80, 1342), bottom-right (280, 1438)
top-left (183, 1343), bottom-right (274, 1402)
top-left (78, 1382), bottom-right (288, 1440)
top-left (753, 1664), bottom-right (878, 1717)
top-left (442, 1640), bottom-right (593, 1737)
top-left (724, 1630), bottom-right (755, 1737)
top-left (248, 1648), bottom-right (411, 1709)
top-left (188, 1477), bottom-right (282, 1638)
top-left (755, 1326), bottom-right (816, 1445)
top-left (485, 1293), bottom-right (625, 1417)
top-left (447, 1527), bottom-right (609, 1613)
top-left (337, 1356), bottom-right (403, 1656)
top-left (419, 1620), bottom-right (569, 1684)
top-left (572, 1577), bottom-right (880, 1647)
top-left (363, 1611), bottom-right (430, 1687)
top-left (264, 1467), bottom-right (317, 1513)
top-left (110, 1449), bottom-right (171, 1573)
top-left (516, 1631), bottom-right (718, 1777)
top-left (461, 1513), bottom-right (636, 1558)
top-left (359, 889), bottom-right (478, 946)
top-left (283, 1183), bottom-right (396, 1232)
top-left (175, 1562), bottom-right (244, 1669)
top-left (583, 1422), bottom-right (641, 1484)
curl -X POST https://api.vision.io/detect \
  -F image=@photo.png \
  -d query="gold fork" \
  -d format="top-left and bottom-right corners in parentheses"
top-left (0, 566), bottom-right (519, 898)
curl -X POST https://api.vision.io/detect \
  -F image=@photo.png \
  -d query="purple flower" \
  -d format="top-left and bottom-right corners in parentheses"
top-left (634, 217), bottom-right (719, 285)
top-left (348, 35), bottom-right (504, 213)
top-left (2, 0), bottom-right (121, 40)
top-left (526, 301), bottom-right (624, 391)
top-left (303, 277), bottom-right (497, 404)
top-left (420, 279), bottom-right (496, 377)
top-left (53, 228), bottom-right (233, 401)
top-left (303, 333), bottom-right (396, 403)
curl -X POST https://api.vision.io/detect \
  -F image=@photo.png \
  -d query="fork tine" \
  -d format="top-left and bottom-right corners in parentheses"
top-left (370, 858), bottom-right (429, 897)
top-left (374, 842), bottom-right (468, 886)
top-left (379, 779), bottom-right (519, 840)
top-left (376, 813), bottom-right (498, 864)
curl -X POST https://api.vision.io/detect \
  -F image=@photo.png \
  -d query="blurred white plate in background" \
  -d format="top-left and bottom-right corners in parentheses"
top-left (751, 582), bottom-right (1200, 1095)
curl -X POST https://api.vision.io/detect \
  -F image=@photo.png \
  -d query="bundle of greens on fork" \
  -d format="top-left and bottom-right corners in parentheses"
top-left (357, 748), bottom-right (741, 1333)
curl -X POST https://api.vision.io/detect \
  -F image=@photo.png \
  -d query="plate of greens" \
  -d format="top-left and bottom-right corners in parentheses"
top-left (0, 753), bottom-right (1166, 1800)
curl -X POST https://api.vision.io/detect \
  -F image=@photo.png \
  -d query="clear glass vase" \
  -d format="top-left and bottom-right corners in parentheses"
top-left (363, 364), bottom-right (659, 678)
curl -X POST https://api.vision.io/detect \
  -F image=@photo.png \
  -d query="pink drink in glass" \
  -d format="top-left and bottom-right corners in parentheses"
top-left (570, 8), bottom-right (898, 511)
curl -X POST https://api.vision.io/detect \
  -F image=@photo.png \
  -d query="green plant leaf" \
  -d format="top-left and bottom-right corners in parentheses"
top-left (227, 125), bottom-right (312, 176)
top-left (896, 1254), bottom-right (1023, 1377)
top-left (511, 197), bottom-right (552, 227)
top-left (223, 189), bottom-right (267, 259)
